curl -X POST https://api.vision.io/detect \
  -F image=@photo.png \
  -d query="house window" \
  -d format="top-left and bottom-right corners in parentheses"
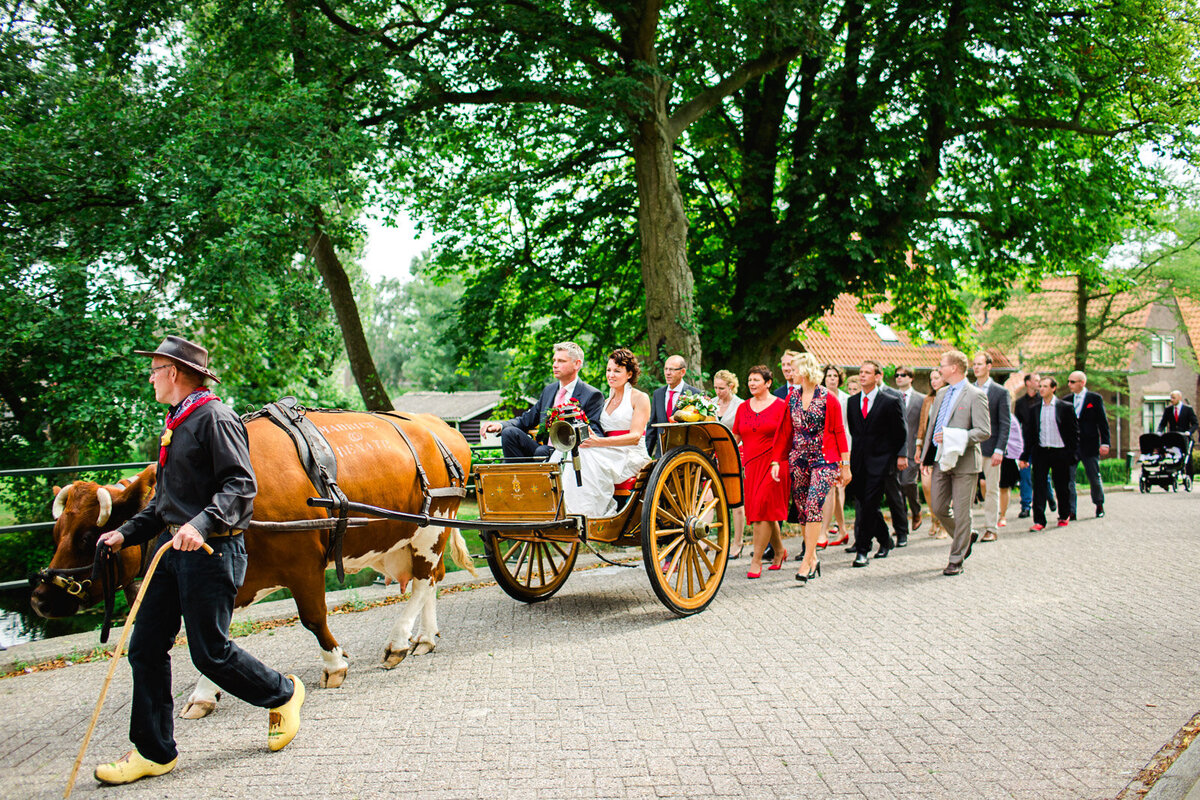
top-left (1143, 397), bottom-right (1169, 436)
top-left (864, 313), bottom-right (900, 342)
top-left (1150, 334), bottom-right (1175, 367)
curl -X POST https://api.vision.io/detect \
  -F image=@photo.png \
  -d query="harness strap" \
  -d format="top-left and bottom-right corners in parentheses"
top-left (91, 544), bottom-right (119, 644)
top-left (374, 411), bottom-right (468, 503)
top-left (371, 413), bottom-right (435, 515)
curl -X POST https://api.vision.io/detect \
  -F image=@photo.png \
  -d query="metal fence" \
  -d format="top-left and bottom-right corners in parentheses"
top-left (0, 446), bottom-right (504, 590)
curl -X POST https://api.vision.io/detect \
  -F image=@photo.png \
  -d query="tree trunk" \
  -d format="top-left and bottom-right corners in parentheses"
top-left (1074, 272), bottom-right (1089, 372)
top-left (308, 213), bottom-right (393, 411)
top-left (632, 87), bottom-right (702, 383)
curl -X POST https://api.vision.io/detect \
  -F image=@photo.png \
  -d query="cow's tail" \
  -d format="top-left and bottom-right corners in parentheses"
top-left (447, 527), bottom-right (478, 577)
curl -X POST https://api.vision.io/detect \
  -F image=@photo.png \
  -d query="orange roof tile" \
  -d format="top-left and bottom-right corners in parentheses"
top-left (1177, 295), bottom-right (1200, 352)
top-left (795, 294), bottom-right (989, 371)
top-left (979, 277), bottom-right (1157, 371)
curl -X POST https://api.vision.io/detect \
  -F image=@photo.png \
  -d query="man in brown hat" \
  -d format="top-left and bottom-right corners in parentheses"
top-left (94, 335), bottom-right (304, 785)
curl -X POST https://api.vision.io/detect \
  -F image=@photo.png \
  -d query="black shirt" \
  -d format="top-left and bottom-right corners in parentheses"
top-left (1013, 392), bottom-right (1041, 429)
top-left (118, 399), bottom-right (257, 546)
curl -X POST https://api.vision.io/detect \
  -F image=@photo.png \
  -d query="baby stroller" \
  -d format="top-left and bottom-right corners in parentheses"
top-left (1138, 432), bottom-right (1195, 492)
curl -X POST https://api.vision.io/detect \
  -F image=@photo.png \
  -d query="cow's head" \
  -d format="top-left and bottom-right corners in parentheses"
top-left (29, 465), bottom-right (157, 618)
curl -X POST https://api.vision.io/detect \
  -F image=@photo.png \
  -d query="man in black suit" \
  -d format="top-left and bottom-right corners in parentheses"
top-left (645, 354), bottom-right (700, 457)
top-left (972, 352), bottom-right (1012, 542)
top-left (1159, 391), bottom-right (1199, 437)
top-left (1064, 371), bottom-right (1110, 518)
top-left (1019, 376), bottom-right (1078, 530)
top-left (773, 350), bottom-right (800, 400)
top-left (846, 360), bottom-right (909, 567)
top-left (892, 366), bottom-right (926, 534)
top-left (482, 341), bottom-right (604, 459)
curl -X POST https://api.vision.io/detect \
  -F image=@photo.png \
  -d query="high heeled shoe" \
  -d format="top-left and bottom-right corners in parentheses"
top-left (816, 539), bottom-right (829, 550)
top-left (768, 547), bottom-right (788, 570)
top-left (746, 569), bottom-right (762, 579)
top-left (828, 533), bottom-right (850, 547)
top-left (807, 561), bottom-right (822, 580)
top-left (794, 570), bottom-right (808, 582)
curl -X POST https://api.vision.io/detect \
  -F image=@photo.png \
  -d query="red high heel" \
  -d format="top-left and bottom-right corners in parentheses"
top-left (816, 539), bottom-right (829, 550)
top-left (768, 547), bottom-right (788, 570)
top-left (828, 533), bottom-right (850, 547)
top-left (746, 569), bottom-right (762, 579)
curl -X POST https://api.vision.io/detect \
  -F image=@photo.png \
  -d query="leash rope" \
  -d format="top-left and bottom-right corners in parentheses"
top-left (64, 539), bottom-right (215, 799)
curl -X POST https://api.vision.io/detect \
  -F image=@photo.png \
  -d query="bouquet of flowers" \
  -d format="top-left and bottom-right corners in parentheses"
top-left (537, 397), bottom-right (590, 441)
top-left (672, 393), bottom-right (718, 422)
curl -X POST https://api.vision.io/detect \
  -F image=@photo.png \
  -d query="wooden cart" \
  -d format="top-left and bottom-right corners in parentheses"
top-left (473, 421), bottom-right (743, 615)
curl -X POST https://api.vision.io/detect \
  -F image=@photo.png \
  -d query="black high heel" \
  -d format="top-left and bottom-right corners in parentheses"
top-left (806, 561), bottom-right (821, 580)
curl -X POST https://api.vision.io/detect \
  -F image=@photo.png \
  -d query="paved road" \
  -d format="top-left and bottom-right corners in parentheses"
top-left (2, 489), bottom-right (1198, 799)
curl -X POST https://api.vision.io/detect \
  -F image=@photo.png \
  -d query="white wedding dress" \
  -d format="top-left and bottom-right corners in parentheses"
top-left (560, 388), bottom-right (652, 518)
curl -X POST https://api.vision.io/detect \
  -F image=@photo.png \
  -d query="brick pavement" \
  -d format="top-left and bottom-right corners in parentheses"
top-left (1, 489), bottom-right (1198, 799)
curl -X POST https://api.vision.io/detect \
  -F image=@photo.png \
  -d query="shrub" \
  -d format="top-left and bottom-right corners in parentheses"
top-left (1076, 458), bottom-right (1129, 485)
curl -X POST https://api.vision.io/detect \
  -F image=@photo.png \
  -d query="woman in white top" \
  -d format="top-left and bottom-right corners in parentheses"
top-left (713, 369), bottom-right (747, 557)
top-left (817, 364), bottom-right (851, 548)
top-left (561, 348), bottom-right (653, 519)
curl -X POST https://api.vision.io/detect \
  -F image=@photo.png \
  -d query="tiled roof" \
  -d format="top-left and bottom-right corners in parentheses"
top-left (979, 277), bottom-right (1157, 371)
top-left (796, 294), bottom-right (1010, 370)
top-left (392, 390), bottom-right (504, 421)
top-left (1177, 295), bottom-right (1200, 351)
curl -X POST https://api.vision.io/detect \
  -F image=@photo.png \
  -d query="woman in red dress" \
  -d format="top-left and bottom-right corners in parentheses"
top-left (733, 365), bottom-right (790, 578)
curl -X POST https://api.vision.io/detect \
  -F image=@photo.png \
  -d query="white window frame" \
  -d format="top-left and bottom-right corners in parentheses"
top-left (1143, 395), bottom-right (1169, 436)
top-left (1150, 333), bottom-right (1176, 367)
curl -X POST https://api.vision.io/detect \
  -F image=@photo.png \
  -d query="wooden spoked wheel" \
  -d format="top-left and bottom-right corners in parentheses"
top-left (483, 532), bottom-right (578, 603)
top-left (640, 446), bottom-right (729, 615)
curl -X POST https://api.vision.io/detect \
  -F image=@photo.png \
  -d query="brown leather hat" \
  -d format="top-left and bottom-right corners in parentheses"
top-left (134, 335), bottom-right (221, 383)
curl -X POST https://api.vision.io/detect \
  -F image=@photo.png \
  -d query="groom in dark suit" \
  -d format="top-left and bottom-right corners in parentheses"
top-left (645, 354), bottom-right (700, 457)
top-left (846, 360), bottom-right (909, 567)
top-left (482, 342), bottom-right (604, 459)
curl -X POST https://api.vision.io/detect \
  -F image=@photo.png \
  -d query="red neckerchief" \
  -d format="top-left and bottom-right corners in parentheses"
top-left (159, 388), bottom-right (218, 466)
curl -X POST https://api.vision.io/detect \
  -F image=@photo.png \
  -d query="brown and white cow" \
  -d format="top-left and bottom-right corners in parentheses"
top-left (32, 410), bottom-right (474, 718)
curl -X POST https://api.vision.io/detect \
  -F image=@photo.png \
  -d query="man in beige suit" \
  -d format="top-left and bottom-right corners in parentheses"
top-left (920, 350), bottom-right (991, 576)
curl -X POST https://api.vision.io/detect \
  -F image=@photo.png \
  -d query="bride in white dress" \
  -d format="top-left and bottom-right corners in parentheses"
top-left (561, 348), bottom-right (652, 518)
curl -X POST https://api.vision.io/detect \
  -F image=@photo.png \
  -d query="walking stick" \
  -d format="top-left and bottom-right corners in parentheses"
top-left (64, 539), bottom-right (214, 798)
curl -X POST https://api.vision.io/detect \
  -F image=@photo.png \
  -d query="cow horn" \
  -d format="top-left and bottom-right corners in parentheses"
top-left (96, 487), bottom-right (113, 526)
top-left (52, 485), bottom-right (70, 520)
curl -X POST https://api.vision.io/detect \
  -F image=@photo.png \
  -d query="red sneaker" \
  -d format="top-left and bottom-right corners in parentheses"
top-left (1029, 524), bottom-right (1045, 531)
top-left (1057, 519), bottom-right (1069, 528)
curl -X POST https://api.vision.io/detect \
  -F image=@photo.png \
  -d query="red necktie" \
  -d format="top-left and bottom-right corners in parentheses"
top-left (667, 389), bottom-right (676, 415)
top-left (1176, 407), bottom-right (1180, 421)
top-left (555, 385), bottom-right (569, 406)
top-left (862, 395), bottom-right (869, 418)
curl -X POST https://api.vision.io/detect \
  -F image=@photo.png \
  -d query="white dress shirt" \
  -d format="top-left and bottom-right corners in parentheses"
top-left (1040, 401), bottom-right (1065, 447)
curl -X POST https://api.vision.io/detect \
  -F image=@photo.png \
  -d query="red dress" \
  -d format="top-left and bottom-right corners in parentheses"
top-left (734, 397), bottom-right (791, 522)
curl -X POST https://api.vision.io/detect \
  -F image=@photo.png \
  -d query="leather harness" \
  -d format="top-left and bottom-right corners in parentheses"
top-left (249, 398), bottom-right (467, 581)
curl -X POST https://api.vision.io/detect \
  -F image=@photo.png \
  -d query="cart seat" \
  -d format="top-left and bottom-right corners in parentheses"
top-left (613, 462), bottom-right (655, 509)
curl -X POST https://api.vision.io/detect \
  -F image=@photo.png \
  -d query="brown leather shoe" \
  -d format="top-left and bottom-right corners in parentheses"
top-left (981, 531), bottom-right (998, 542)
top-left (912, 513), bottom-right (922, 531)
top-left (943, 563), bottom-right (963, 576)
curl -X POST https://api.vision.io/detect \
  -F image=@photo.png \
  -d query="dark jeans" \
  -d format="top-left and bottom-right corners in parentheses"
top-left (1068, 454), bottom-right (1105, 514)
top-left (1019, 465), bottom-right (1055, 512)
top-left (500, 426), bottom-right (553, 460)
top-left (1032, 448), bottom-right (1074, 526)
top-left (129, 533), bottom-right (293, 764)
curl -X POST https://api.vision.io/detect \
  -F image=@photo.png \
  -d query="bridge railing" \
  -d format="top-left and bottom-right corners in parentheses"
top-left (0, 444), bottom-right (504, 590)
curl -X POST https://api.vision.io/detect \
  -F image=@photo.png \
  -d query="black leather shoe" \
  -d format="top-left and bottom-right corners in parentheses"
top-left (874, 547), bottom-right (890, 559)
top-left (844, 545), bottom-right (857, 553)
top-left (1017, 509), bottom-right (1031, 519)
top-left (763, 545), bottom-right (775, 561)
top-left (1048, 499), bottom-right (1057, 512)
top-left (943, 563), bottom-right (963, 576)
top-left (895, 537), bottom-right (908, 548)
top-left (964, 531), bottom-right (979, 560)
top-left (1095, 505), bottom-right (1105, 518)
top-left (852, 553), bottom-right (869, 567)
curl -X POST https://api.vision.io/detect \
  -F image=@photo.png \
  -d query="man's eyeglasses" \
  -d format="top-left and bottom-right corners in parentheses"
top-left (664, 366), bottom-right (684, 372)
top-left (149, 364), bottom-right (173, 378)
top-left (896, 372), bottom-right (911, 378)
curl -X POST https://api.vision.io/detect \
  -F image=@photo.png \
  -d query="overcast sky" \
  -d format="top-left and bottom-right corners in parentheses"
top-left (359, 210), bottom-right (434, 283)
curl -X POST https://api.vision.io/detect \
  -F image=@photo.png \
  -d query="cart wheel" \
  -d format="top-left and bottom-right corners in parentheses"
top-left (1139, 476), bottom-right (1147, 493)
top-left (640, 446), bottom-right (730, 616)
top-left (483, 532), bottom-right (578, 603)
top-left (1186, 475), bottom-right (1194, 492)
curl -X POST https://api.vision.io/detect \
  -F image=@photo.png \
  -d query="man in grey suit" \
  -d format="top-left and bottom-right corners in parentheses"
top-left (892, 366), bottom-right (926, 532)
top-left (972, 352), bottom-right (1012, 542)
top-left (645, 354), bottom-right (701, 457)
top-left (921, 350), bottom-right (991, 576)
